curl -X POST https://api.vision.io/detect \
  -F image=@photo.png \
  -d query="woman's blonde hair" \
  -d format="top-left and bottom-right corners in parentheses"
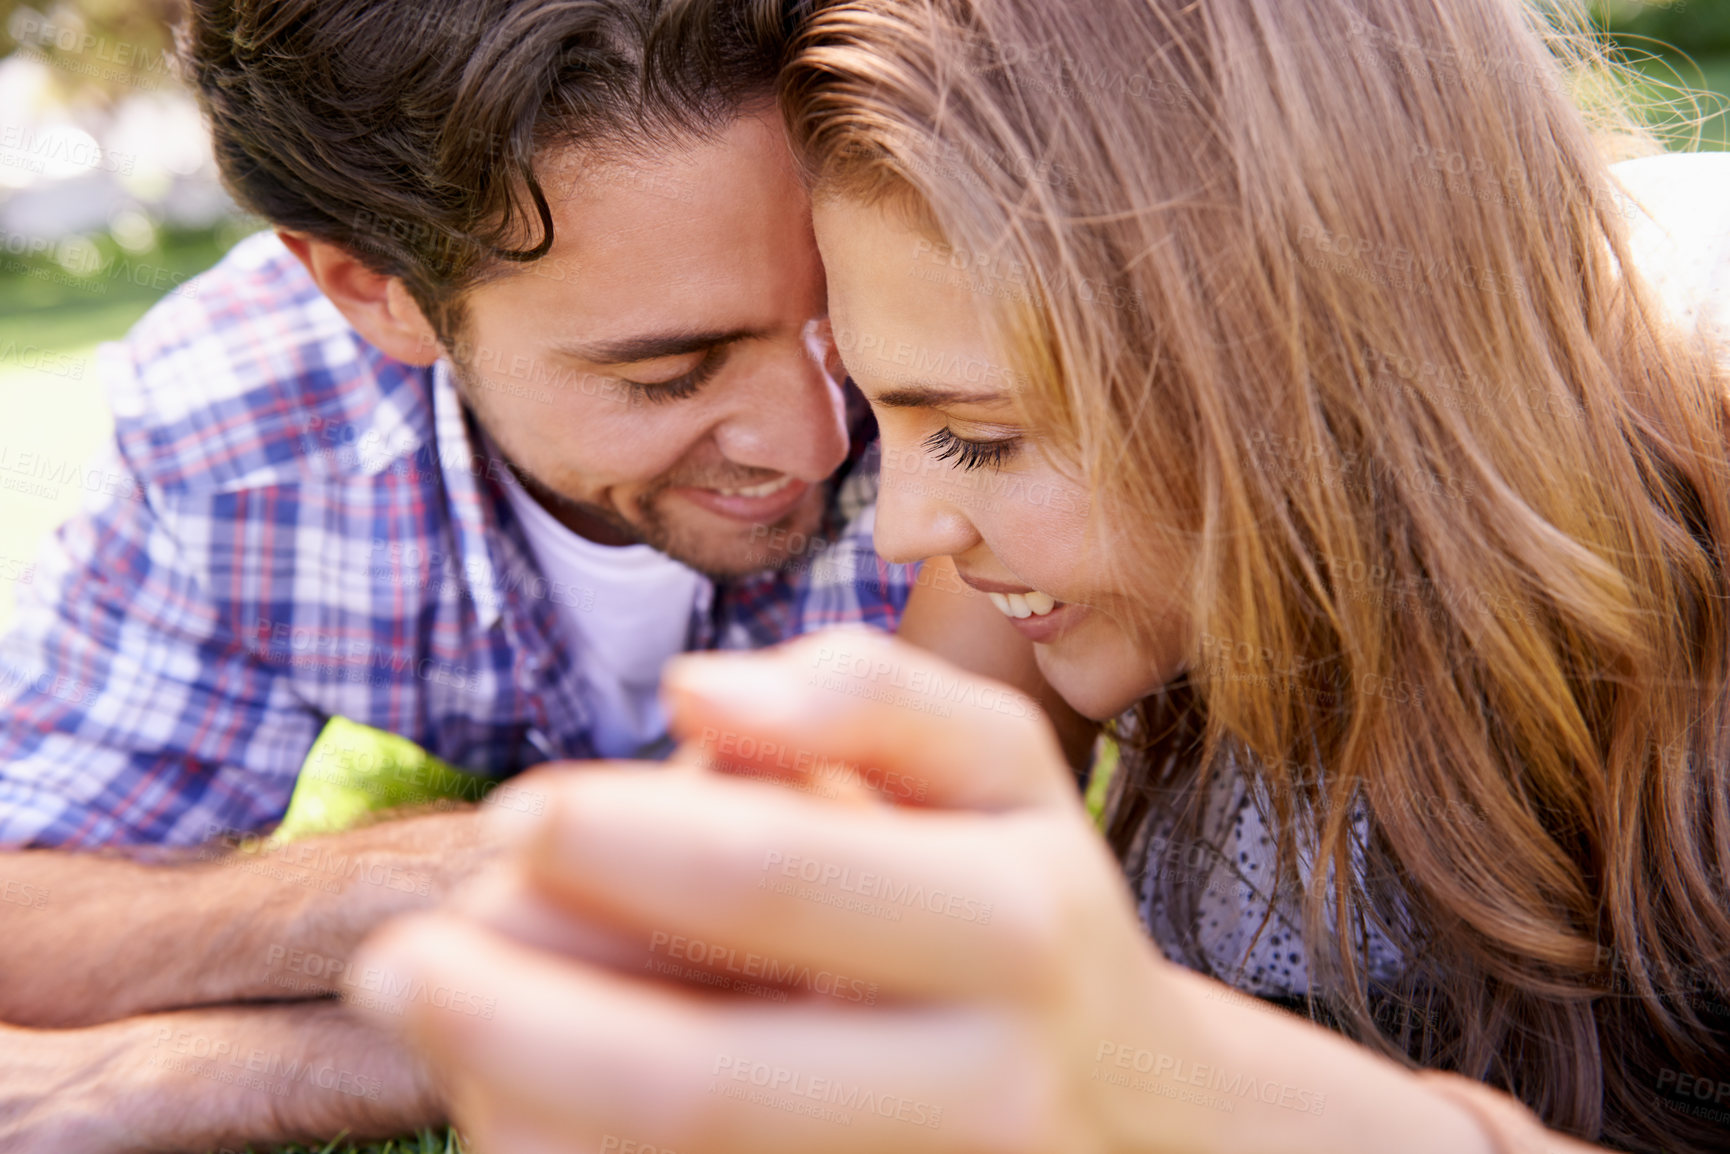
top-left (783, 1), bottom-right (1730, 1148)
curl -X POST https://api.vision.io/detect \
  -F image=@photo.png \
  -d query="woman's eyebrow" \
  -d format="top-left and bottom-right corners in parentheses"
top-left (873, 383), bottom-right (1011, 408)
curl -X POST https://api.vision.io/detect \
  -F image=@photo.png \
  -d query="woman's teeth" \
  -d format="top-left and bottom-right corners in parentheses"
top-left (714, 475), bottom-right (794, 499)
top-left (986, 591), bottom-right (1058, 619)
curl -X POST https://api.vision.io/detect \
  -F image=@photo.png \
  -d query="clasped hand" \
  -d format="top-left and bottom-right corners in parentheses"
top-left (353, 630), bottom-right (1231, 1154)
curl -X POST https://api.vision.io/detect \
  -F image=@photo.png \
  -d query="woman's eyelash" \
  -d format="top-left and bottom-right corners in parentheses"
top-left (923, 427), bottom-right (1019, 472)
top-left (623, 349), bottom-right (725, 404)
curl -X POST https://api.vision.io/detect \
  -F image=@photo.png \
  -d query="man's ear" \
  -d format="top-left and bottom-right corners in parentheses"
top-left (277, 231), bottom-right (444, 366)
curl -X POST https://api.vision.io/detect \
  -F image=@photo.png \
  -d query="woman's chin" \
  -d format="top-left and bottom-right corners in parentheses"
top-left (1034, 634), bottom-right (1167, 723)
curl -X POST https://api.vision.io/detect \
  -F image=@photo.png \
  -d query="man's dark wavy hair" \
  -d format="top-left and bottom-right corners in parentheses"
top-left (179, 0), bottom-right (798, 336)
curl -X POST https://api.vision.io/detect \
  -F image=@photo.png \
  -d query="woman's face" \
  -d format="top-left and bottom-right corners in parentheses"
top-left (815, 197), bottom-right (1188, 720)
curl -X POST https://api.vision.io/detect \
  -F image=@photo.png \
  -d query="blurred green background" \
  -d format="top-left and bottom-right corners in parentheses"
top-left (0, 2), bottom-right (1724, 1149)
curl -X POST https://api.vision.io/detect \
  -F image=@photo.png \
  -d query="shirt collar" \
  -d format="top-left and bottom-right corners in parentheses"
top-left (431, 358), bottom-right (505, 630)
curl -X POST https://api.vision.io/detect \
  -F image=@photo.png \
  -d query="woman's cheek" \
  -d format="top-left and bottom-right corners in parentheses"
top-left (987, 468), bottom-right (1096, 594)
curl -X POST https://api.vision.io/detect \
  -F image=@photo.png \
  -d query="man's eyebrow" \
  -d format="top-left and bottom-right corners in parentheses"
top-left (550, 327), bottom-right (765, 364)
top-left (873, 384), bottom-right (1011, 408)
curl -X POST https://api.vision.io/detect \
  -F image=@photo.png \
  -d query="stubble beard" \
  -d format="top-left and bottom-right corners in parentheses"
top-left (453, 366), bottom-right (828, 581)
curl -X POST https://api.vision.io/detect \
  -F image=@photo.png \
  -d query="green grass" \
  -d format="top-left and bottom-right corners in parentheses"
top-left (233, 1127), bottom-right (464, 1154)
top-left (0, 223), bottom-right (253, 355)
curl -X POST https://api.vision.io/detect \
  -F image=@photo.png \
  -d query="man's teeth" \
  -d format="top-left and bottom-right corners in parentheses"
top-left (714, 475), bottom-right (795, 499)
top-left (986, 591), bottom-right (1059, 619)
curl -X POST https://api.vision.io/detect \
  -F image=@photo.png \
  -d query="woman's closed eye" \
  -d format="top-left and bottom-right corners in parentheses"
top-left (924, 426), bottom-right (1020, 471)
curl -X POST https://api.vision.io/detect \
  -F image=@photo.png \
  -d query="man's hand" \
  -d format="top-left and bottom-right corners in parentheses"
top-left (0, 1003), bottom-right (442, 1154)
top-left (0, 803), bottom-right (510, 1152)
top-left (0, 805), bottom-right (510, 1028)
top-left (0, 1020), bottom-right (139, 1153)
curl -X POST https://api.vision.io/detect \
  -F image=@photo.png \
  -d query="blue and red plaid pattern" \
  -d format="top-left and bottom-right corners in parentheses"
top-left (0, 232), bottom-right (914, 849)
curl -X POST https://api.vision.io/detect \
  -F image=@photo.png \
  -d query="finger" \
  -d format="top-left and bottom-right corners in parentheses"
top-left (353, 915), bottom-right (1033, 1154)
top-left (448, 861), bottom-right (649, 970)
top-left (663, 629), bottom-right (1079, 812)
top-left (511, 767), bottom-right (1114, 1001)
top-left (452, 861), bottom-right (878, 1008)
top-left (668, 720), bottom-right (882, 809)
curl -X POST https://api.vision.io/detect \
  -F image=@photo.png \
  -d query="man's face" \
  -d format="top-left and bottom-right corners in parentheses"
top-left (450, 112), bottom-right (847, 578)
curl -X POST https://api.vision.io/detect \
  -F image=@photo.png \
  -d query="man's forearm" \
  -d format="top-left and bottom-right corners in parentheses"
top-left (0, 1002), bottom-right (442, 1154)
top-left (0, 807), bottom-right (500, 1027)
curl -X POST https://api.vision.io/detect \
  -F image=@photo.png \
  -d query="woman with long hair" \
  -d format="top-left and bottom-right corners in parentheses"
top-left (355, 2), bottom-right (1730, 1151)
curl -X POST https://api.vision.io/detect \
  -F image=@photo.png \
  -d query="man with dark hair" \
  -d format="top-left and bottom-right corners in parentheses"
top-left (0, 1), bottom-right (1059, 1148)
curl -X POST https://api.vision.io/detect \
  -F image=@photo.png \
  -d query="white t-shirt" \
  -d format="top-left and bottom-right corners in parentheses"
top-left (493, 460), bottom-right (710, 759)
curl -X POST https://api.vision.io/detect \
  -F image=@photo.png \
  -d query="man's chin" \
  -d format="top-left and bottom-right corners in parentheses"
top-left (645, 486), bottom-right (829, 580)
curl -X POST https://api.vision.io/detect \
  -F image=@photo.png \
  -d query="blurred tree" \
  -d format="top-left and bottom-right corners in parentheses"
top-left (1598, 0), bottom-right (1730, 54)
top-left (1, 0), bottom-right (185, 102)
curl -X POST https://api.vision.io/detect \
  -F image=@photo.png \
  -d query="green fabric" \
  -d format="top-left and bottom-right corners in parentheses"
top-left (1085, 735), bottom-right (1120, 830)
top-left (270, 717), bottom-right (495, 844)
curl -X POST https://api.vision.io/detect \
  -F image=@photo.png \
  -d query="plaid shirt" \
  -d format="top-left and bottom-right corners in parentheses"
top-left (0, 233), bottom-right (913, 849)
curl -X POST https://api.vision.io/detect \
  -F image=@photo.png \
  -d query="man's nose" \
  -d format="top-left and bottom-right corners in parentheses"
top-left (712, 345), bottom-right (850, 482)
